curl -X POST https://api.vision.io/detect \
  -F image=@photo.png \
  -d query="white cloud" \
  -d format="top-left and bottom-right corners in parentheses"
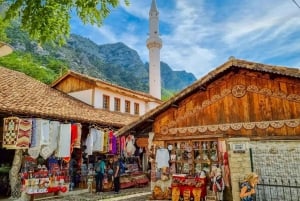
top-left (72, 0), bottom-right (300, 79)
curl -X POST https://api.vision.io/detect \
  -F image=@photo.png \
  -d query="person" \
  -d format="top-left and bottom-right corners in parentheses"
top-left (69, 156), bottom-right (77, 191)
top-left (95, 156), bottom-right (106, 194)
top-left (240, 172), bottom-right (259, 201)
top-left (113, 154), bottom-right (120, 194)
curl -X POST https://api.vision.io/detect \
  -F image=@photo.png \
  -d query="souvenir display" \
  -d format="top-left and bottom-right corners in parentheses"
top-left (153, 140), bottom-right (224, 201)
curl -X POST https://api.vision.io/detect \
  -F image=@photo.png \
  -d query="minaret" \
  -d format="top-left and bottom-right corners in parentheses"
top-left (147, 0), bottom-right (162, 100)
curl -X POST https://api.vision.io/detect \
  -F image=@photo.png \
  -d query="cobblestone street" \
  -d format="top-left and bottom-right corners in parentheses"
top-left (49, 185), bottom-right (153, 201)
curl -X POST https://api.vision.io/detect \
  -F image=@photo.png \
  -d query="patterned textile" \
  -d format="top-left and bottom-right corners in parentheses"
top-left (40, 120), bottom-right (60, 159)
top-left (40, 146), bottom-right (52, 159)
top-left (16, 118), bottom-right (32, 149)
top-left (55, 123), bottom-right (71, 158)
top-left (3, 117), bottom-right (32, 149)
top-left (28, 147), bottom-right (40, 159)
top-left (3, 117), bottom-right (20, 149)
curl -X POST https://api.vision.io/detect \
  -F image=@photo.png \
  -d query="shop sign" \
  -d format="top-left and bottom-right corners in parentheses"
top-left (232, 143), bottom-right (246, 153)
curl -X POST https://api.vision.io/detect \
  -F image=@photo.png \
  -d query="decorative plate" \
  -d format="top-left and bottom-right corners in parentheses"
top-left (168, 144), bottom-right (173, 151)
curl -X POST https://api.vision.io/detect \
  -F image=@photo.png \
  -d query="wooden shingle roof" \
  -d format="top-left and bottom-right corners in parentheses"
top-left (115, 58), bottom-right (300, 136)
top-left (0, 67), bottom-right (138, 127)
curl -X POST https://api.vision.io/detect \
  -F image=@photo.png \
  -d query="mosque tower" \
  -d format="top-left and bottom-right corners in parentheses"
top-left (147, 0), bottom-right (162, 100)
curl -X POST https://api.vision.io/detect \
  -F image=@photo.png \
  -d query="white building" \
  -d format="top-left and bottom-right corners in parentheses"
top-left (51, 70), bottom-right (162, 116)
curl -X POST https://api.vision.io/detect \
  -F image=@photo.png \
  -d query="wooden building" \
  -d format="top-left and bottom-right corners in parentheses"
top-left (0, 66), bottom-right (138, 199)
top-left (116, 58), bottom-right (300, 201)
top-left (51, 70), bottom-right (162, 116)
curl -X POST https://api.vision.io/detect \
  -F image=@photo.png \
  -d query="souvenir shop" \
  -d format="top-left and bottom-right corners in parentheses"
top-left (0, 116), bottom-right (124, 200)
top-left (148, 137), bottom-right (230, 201)
top-left (118, 134), bottom-right (149, 190)
top-left (0, 116), bottom-right (150, 200)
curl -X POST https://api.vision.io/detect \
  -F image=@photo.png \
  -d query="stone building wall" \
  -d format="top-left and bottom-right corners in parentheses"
top-left (227, 138), bottom-right (300, 201)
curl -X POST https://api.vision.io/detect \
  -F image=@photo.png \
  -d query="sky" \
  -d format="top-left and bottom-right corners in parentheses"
top-left (70, 0), bottom-right (300, 79)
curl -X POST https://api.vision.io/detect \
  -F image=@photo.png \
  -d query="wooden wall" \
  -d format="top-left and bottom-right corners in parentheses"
top-left (153, 69), bottom-right (300, 138)
top-left (54, 76), bottom-right (94, 93)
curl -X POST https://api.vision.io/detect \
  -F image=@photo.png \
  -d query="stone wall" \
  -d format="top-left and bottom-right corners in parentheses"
top-left (227, 138), bottom-right (251, 201)
top-left (227, 138), bottom-right (300, 201)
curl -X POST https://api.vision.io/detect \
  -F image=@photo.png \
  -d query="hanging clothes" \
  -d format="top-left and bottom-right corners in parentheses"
top-left (120, 136), bottom-right (126, 151)
top-left (73, 123), bottom-right (82, 148)
top-left (40, 119), bottom-right (50, 145)
top-left (49, 121), bottom-right (60, 152)
top-left (108, 130), bottom-right (113, 153)
top-left (125, 135), bottom-right (136, 157)
top-left (111, 133), bottom-right (117, 154)
top-left (91, 127), bottom-right (101, 151)
top-left (70, 124), bottom-right (79, 151)
top-left (103, 130), bottom-right (109, 153)
top-left (99, 129), bottom-right (104, 152)
top-left (40, 120), bottom-right (60, 160)
top-left (55, 123), bottom-right (71, 158)
top-left (85, 131), bottom-right (93, 155)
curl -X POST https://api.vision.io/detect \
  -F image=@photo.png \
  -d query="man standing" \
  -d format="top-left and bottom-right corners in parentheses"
top-left (95, 156), bottom-right (106, 195)
top-left (113, 155), bottom-right (120, 194)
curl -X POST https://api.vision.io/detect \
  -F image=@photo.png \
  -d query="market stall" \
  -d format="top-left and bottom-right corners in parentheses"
top-left (148, 139), bottom-right (227, 201)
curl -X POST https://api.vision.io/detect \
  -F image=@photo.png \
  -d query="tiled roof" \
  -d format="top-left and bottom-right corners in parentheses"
top-left (0, 67), bottom-right (138, 127)
top-left (115, 58), bottom-right (300, 136)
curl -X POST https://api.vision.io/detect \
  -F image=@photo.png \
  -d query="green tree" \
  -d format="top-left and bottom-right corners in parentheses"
top-left (0, 16), bottom-right (9, 42)
top-left (0, 0), bottom-right (129, 45)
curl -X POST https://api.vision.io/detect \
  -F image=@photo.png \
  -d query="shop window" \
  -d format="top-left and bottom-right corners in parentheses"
top-left (103, 95), bottom-right (110, 110)
top-left (166, 140), bottom-right (219, 175)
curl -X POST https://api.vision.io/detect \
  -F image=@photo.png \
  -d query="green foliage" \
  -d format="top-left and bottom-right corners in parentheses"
top-left (0, 0), bottom-right (130, 45)
top-left (162, 88), bottom-right (177, 101)
top-left (0, 51), bottom-right (69, 84)
top-left (0, 16), bottom-right (9, 42)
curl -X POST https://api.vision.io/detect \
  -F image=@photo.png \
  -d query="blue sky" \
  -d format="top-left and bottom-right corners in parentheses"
top-left (71, 0), bottom-right (300, 79)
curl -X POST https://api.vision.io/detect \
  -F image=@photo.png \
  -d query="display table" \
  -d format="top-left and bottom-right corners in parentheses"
top-left (120, 172), bottom-right (149, 189)
top-left (25, 185), bottom-right (68, 201)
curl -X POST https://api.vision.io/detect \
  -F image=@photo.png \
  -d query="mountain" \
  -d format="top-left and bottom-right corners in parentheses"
top-left (3, 25), bottom-right (197, 99)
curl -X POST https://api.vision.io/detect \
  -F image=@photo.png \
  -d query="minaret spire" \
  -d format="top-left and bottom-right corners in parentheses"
top-left (147, 0), bottom-right (162, 100)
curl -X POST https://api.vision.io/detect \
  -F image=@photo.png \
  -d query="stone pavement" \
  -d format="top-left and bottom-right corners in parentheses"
top-left (49, 185), bottom-right (152, 201)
